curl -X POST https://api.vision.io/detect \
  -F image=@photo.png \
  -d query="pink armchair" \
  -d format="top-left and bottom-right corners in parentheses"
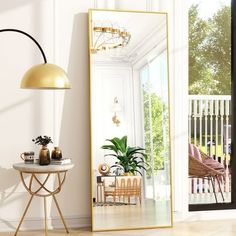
top-left (189, 143), bottom-right (225, 203)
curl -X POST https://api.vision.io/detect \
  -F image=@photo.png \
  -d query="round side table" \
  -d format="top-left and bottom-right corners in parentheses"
top-left (13, 162), bottom-right (74, 236)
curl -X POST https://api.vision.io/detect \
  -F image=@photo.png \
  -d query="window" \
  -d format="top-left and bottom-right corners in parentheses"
top-left (139, 52), bottom-right (170, 200)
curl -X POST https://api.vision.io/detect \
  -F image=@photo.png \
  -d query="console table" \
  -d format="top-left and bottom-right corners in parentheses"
top-left (13, 162), bottom-right (74, 236)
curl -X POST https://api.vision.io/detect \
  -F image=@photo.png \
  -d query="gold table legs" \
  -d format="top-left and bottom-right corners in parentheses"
top-left (53, 195), bottom-right (69, 233)
top-left (14, 171), bottom-right (69, 236)
top-left (44, 197), bottom-right (48, 236)
top-left (14, 195), bottom-right (34, 236)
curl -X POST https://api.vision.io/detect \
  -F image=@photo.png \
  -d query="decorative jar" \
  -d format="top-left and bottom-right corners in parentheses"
top-left (39, 146), bottom-right (50, 165)
top-left (51, 147), bottom-right (62, 160)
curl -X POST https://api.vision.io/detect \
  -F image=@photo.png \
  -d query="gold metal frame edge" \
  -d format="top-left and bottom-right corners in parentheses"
top-left (166, 12), bottom-right (174, 228)
top-left (88, 9), bottom-right (94, 232)
top-left (88, 8), bottom-right (168, 15)
top-left (88, 8), bottom-right (173, 232)
top-left (93, 224), bottom-right (173, 232)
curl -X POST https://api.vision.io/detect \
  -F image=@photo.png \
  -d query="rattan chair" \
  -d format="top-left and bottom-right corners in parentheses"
top-left (189, 147), bottom-right (225, 203)
top-left (104, 176), bottom-right (142, 204)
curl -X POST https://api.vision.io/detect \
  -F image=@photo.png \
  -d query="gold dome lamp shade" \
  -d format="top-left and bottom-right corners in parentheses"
top-left (0, 28), bottom-right (71, 89)
top-left (21, 63), bottom-right (70, 89)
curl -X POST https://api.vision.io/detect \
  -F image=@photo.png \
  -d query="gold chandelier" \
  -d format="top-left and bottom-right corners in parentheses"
top-left (91, 25), bottom-right (131, 53)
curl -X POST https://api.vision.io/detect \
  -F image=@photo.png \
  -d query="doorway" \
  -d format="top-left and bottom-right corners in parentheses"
top-left (188, 0), bottom-right (236, 210)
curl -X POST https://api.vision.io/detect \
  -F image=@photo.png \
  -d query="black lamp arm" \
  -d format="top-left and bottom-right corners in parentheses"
top-left (0, 28), bottom-right (47, 64)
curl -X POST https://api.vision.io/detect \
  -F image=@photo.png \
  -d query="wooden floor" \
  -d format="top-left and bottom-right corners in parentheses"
top-left (2, 219), bottom-right (236, 236)
top-left (93, 199), bottom-right (171, 230)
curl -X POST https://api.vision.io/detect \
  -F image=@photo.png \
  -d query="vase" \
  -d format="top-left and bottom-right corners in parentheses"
top-left (39, 146), bottom-right (50, 165)
top-left (51, 147), bottom-right (62, 160)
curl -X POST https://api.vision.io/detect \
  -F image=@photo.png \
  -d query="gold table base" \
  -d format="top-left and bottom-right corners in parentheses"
top-left (14, 170), bottom-right (69, 236)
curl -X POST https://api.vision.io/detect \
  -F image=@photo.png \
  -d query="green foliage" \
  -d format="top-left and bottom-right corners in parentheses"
top-left (189, 5), bottom-right (209, 88)
top-left (189, 4), bottom-right (231, 95)
top-left (101, 136), bottom-right (148, 175)
top-left (143, 90), bottom-right (169, 174)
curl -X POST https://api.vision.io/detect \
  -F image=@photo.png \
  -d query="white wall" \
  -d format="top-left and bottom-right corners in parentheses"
top-left (91, 64), bottom-right (134, 168)
top-left (0, 0), bottom-right (91, 231)
top-left (0, 0), bottom-right (57, 231)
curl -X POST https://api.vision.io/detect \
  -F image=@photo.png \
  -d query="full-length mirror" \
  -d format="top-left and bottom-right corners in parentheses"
top-left (89, 9), bottom-right (172, 231)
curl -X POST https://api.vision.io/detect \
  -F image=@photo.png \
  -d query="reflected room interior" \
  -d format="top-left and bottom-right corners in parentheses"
top-left (89, 9), bottom-right (172, 231)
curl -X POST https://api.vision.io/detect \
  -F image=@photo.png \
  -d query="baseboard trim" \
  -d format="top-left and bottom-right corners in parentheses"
top-left (174, 209), bottom-right (236, 222)
top-left (0, 215), bottom-right (91, 232)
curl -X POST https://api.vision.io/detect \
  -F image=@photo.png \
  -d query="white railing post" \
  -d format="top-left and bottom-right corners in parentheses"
top-left (199, 100), bottom-right (203, 147)
top-left (204, 100), bottom-right (208, 153)
top-left (193, 100), bottom-right (198, 145)
top-left (188, 99), bottom-right (192, 143)
top-left (215, 100), bottom-right (219, 162)
top-left (209, 100), bottom-right (214, 157)
top-left (220, 100), bottom-right (225, 163)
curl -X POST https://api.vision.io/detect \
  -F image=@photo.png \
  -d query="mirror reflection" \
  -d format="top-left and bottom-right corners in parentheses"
top-left (89, 9), bottom-right (172, 231)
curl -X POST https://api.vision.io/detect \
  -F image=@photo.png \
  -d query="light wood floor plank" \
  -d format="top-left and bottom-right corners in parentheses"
top-left (1, 219), bottom-right (236, 236)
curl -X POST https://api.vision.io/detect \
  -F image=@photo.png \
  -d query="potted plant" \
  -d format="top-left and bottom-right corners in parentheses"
top-left (101, 136), bottom-right (148, 175)
top-left (32, 135), bottom-right (53, 165)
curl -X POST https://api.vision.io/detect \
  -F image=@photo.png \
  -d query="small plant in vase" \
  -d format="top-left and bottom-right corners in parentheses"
top-left (32, 135), bottom-right (53, 165)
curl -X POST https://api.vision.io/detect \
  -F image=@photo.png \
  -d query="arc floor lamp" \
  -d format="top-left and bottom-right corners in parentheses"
top-left (0, 28), bottom-right (71, 89)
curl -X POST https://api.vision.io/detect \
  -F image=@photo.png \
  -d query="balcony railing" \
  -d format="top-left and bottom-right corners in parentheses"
top-left (188, 95), bottom-right (231, 204)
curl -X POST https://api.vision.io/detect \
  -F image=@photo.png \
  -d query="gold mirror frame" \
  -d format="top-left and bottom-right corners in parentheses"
top-left (89, 9), bottom-right (173, 232)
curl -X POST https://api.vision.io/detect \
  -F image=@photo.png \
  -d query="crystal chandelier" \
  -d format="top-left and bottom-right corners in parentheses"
top-left (91, 24), bottom-right (131, 53)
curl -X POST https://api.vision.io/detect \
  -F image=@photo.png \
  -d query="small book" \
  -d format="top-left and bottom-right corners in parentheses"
top-left (50, 158), bottom-right (72, 165)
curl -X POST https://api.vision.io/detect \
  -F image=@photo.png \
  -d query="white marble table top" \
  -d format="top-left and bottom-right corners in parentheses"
top-left (13, 162), bottom-right (74, 173)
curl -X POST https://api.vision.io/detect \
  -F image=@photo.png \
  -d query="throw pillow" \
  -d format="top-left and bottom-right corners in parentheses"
top-left (189, 143), bottom-right (194, 156)
top-left (203, 158), bottom-right (224, 171)
top-left (192, 144), bottom-right (202, 162)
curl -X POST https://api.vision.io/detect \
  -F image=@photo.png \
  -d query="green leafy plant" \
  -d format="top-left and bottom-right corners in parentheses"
top-left (32, 135), bottom-right (53, 146)
top-left (101, 136), bottom-right (148, 175)
top-left (189, 4), bottom-right (231, 95)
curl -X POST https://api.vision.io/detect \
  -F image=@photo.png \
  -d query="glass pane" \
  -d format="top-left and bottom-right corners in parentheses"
top-left (140, 51), bottom-right (170, 201)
